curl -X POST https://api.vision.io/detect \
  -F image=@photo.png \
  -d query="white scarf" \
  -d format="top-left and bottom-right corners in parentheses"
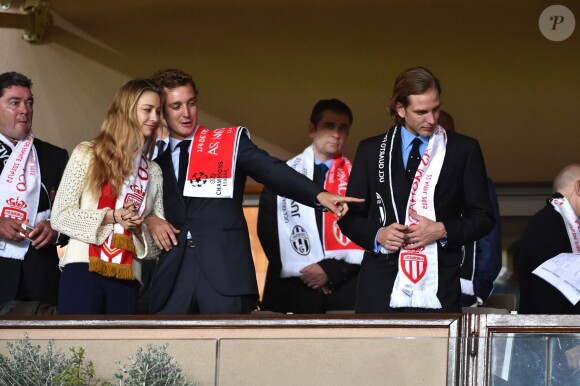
top-left (0, 133), bottom-right (41, 260)
top-left (550, 196), bottom-right (580, 254)
top-left (277, 145), bottom-right (363, 277)
top-left (390, 125), bottom-right (447, 309)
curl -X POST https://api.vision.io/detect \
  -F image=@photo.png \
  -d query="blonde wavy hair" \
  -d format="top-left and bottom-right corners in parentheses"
top-left (86, 78), bottom-right (159, 198)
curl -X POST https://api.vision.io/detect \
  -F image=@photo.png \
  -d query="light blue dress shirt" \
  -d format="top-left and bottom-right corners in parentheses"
top-left (373, 126), bottom-right (431, 253)
top-left (169, 135), bottom-right (194, 180)
top-left (400, 125), bottom-right (429, 169)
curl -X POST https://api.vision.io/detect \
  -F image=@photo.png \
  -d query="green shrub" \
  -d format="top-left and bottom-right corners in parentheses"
top-left (0, 337), bottom-right (68, 385)
top-left (114, 343), bottom-right (197, 386)
top-left (0, 337), bottom-right (197, 386)
top-left (0, 336), bottom-right (109, 386)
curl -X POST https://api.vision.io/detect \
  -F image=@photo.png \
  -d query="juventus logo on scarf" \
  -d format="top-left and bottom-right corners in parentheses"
top-left (277, 145), bottom-right (363, 277)
top-left (378, 125), bottom-right (447, 309)
top-left (0, 133), bottom-right (40, 259)
top-left (550, 196), bottom-right (580, 254)
top-left (88, 154), bottom-right (149, 280)
top-left (183, 126), bottom-right (248, 198)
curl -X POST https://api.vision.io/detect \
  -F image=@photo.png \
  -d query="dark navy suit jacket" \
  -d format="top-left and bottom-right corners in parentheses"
top-left (149, 134), bottom-right (324, 313)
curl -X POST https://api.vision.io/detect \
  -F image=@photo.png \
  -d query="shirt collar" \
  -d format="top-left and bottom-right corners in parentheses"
top-left (169, 133), bottom-right (194, 152)
top-left (314, 156), bottom-right (333, 169)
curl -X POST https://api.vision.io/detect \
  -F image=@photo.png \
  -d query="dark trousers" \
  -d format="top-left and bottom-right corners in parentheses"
top-left (136, 259), bottom-right (156, 314)
top-left (58, 263), bottom-right (139, 315)
top-left (261, 276), bottom-right (357, 314)
top-left (155, 248), bottom-right (255, 315)
top-left (355, 253), bottom-right (461, 314)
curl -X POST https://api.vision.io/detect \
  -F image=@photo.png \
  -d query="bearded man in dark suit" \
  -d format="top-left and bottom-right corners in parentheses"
top-left (339, 67), bottom-right (494, 313)
top-left (0, 72), bottom-right (68, 315)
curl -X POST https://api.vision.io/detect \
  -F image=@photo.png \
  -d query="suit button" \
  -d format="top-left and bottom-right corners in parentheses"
top-left (186, 239), bottom-right (195, 248)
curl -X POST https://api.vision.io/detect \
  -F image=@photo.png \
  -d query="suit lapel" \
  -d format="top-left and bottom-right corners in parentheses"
top-left (391, 129), bottom-right (411, 224)
top-left (157, 150), bottom-right (187, 211)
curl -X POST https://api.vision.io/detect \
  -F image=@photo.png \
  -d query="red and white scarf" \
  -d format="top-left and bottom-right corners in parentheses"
top-left (550, 196), bottom-right (580, 254)
top-left (0, 133), bottom-right (40, 260)
top-left (389, 125), bottom-right (447, 309)
top-left (277, 145), bottom-right (363, 277)
top-left (183, 126), bottom-right (247, 198)
top-left (88, 154), bottom-right (149, 280)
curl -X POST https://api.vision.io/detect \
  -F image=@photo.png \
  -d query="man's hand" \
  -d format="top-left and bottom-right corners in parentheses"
top-left (27, 220), bottom-right (57, 249)
top-left (319, 286), bottom-right (333, 295)
top-left (316, 192), bottom-right (364, 218)
top-left (405, 211), bottom-right (447, 249)
top-left (144, 216), bottom-right (180, 251)
top-left (300, 263), bottom-right (329, 290)
top-left (377, 222), bottom-right (409, 252)
top-left (0, 217), bottom-right (26, 242)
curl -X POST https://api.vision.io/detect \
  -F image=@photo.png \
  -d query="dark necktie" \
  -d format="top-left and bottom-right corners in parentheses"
top-left (406, 137), bottom-right (422, 181)
top-left (315, 163), bottom-right (329, 187)
top-left (156, 140), bottom-right (167, 159)
top-left (177, 140), bottom-right (191, 192)
top-left (314, 163), bottom-right (329, 241)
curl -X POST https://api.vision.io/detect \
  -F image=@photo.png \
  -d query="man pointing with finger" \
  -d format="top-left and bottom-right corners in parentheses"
top-left (145, 69), bottom-right (362, 315)
top-left (339, 67), bottom-right (494, 313)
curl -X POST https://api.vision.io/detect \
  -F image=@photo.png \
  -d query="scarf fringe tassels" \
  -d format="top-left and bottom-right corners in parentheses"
top-left (89, 256), bottom-right (135, 280)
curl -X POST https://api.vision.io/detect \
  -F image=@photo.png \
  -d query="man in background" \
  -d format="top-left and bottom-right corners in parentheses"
top-left (519, 164), bottom-right (580, 314)
top-left (510, 164), bottom-right (580, 384)
top-left (438, 110), bottom-right (502, 307)
top-left (0, 71), bottom-right (68, 315)
top-left (258, 99), bottom-right (363, 313)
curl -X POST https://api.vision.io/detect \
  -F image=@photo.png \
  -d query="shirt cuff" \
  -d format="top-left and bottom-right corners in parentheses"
top-left (374, 228), bottom-right (395, 254)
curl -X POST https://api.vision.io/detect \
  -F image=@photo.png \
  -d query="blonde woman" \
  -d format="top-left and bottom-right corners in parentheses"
top-left (52, 79), bottom-right (164, 314)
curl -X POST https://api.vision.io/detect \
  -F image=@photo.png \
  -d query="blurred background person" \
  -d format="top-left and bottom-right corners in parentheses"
top-left (258, 99), bottom-right (363, 313)
top-left (519, 164), bottom-right (580, 315)
top-left (438, 110), bottom-right (502, 308)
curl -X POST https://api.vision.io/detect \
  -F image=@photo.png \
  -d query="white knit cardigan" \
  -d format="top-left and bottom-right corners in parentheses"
top-left (51, 142), bottom-right (163, 283)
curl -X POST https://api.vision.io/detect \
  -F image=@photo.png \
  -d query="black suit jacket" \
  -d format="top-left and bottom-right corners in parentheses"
top-left (0, 138), bottom-right (68, 306)
top-left (339, 126), bottom-right (494, 312)
top-left (149, 134), bottom-right (324, 313)
top-left (257, 179), bottom-right (360, 314)
top-left (519, 198), bottom-right (580, 314)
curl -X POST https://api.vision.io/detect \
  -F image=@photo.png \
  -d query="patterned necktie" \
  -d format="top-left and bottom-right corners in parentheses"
top-left (177, 140), bottom-right (191, 192)
top-left (406, 137), bottom-right (423, 181)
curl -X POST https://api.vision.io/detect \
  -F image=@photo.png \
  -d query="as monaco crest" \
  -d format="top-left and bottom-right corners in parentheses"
top-left (400, 251), bottom-right (427, 284)
top-left (125, 184), bottom-right (145, 209)
top-left (1, 197), bottom-right (27, 221)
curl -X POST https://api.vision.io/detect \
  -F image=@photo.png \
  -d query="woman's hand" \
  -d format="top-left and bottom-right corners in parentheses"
top-left (111, 202), bottom-right (144, 231)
